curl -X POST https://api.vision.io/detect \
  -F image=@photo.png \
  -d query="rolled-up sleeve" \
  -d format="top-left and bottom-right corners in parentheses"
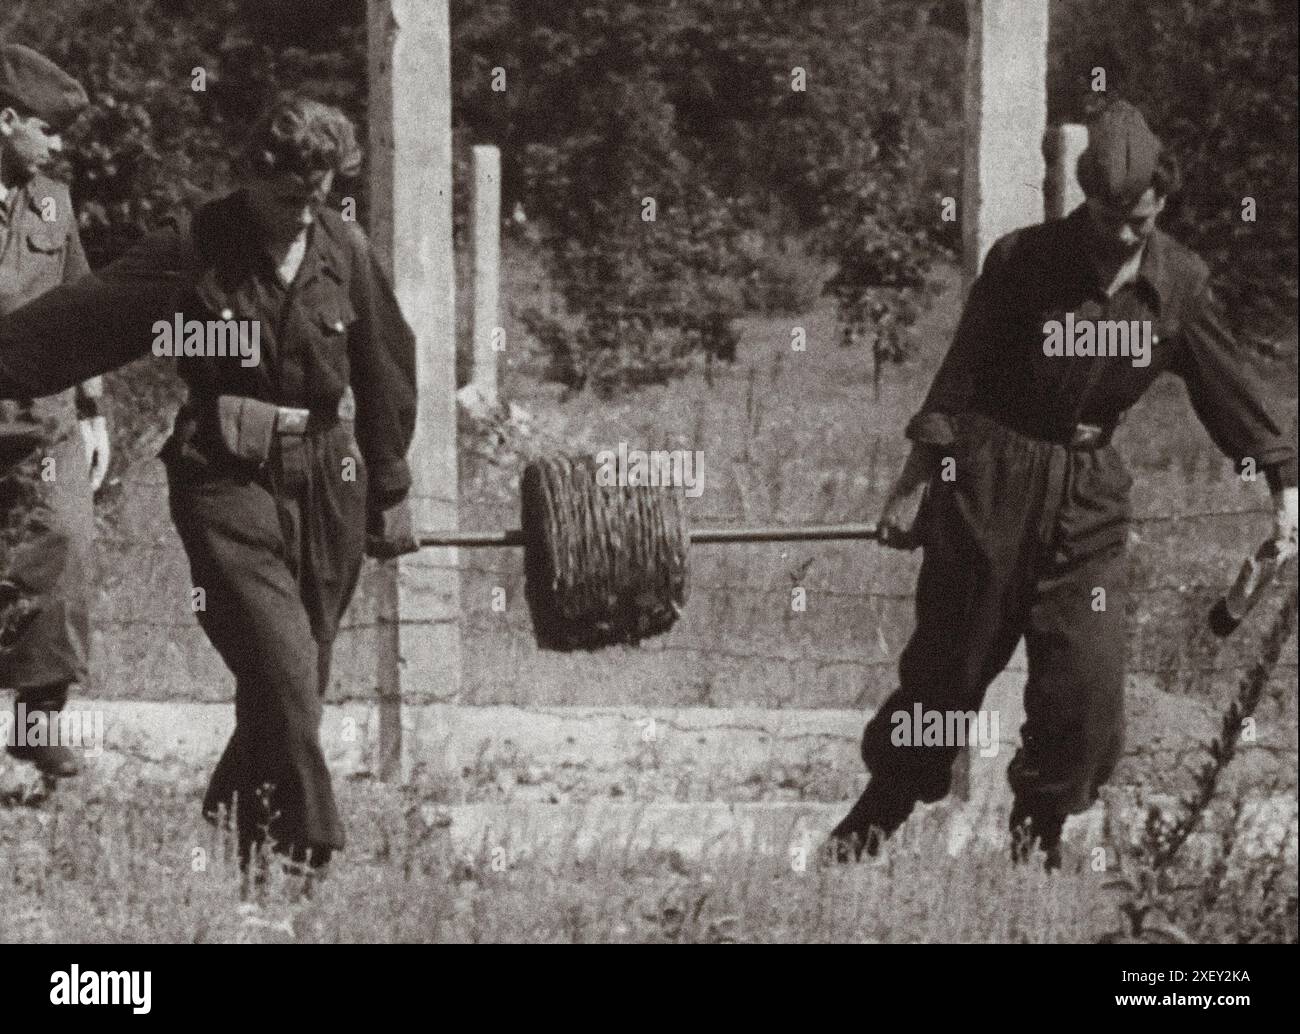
top-left (906, 235), bottom-right (1015, 446)
top-left (1173, 279), bottom-right (1298, 491)
top-left (347, 233), bottom-right (418, 510)
top-left (0, 227), bottom-right (195, 398)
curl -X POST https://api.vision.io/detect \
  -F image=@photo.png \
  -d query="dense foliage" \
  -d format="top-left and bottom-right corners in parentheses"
top-left (454, 1), bottom-right (962, 390)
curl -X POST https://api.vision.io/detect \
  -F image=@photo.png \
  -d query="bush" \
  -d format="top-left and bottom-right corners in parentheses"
top-left (738, 236), bottom-right (824, 317)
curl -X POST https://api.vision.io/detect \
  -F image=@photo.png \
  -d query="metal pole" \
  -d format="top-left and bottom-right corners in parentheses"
top-left (417, 523), bottom-right (880, 549)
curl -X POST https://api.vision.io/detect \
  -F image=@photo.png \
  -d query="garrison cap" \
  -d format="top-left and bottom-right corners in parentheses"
top-left (0, 44), bottom-right (88, 131)
top-left (1077, 100), bottom-right (1162, 208)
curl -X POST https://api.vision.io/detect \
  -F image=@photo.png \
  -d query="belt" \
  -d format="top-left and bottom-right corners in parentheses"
top-left (276, 392), bottom-right (356, 434)
top-left (272, 405), bottom-right (312, 435)
top-left (217, 387), bottom-right (357, 437)
top-left (1068, 422), bottom-right (1112, 450)
top-left (972, 408), bottom-right (1115, 451)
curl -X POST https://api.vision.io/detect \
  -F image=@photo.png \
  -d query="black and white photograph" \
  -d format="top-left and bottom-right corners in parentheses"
top-left (0, 0), bottom-right (1295, 991)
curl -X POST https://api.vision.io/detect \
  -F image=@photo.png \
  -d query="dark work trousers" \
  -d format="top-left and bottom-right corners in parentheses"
top-left (860, 411), bottom-right (1128, 829)
top-left (167, 420), bottom-right (367, 865)
top-left (0, 391), bottom-right (93, 692)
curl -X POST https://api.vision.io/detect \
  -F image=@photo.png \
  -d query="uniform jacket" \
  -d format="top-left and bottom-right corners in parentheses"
top-left (909, 206), bottom-right (1298, 492)
top-left (0, 170), bottom-right (101, 439)
top-left (0, 189), bottom-right (417, 512)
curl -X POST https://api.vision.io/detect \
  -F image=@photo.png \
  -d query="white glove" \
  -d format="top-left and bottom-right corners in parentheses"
top-left (78, 415), bottom-right (110, 492)
top-left (1272, 485), bottom-right (1298, 561)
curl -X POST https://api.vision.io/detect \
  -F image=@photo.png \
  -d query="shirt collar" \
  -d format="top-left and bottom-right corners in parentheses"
top-left (24, 179), bottom-right (48, 217)
top-left (194, 188), bottom-right (346, 289)
top-left (1066, 204), bottom-right (1173, 314)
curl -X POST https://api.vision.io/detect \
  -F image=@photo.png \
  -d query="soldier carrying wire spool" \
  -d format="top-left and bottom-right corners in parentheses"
top-left (0, 93), bottom-right (419, 879)
top-left (826, 100), bottom-right (1298, 869)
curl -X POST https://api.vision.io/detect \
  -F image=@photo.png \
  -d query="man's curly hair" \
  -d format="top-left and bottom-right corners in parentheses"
top-left (241, 93), bottom-right (362, 181)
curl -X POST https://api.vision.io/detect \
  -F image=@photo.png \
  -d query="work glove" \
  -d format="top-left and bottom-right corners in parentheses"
top-left (78, 415), bottom-right (110, 492)
top-left (366, 497), bottom-right (419, 560)
top-left (1272, 485), bottom-right (1298, 561)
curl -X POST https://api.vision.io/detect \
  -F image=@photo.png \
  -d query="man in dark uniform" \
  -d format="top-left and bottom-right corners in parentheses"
top-left (0, 94), bottom-right (418, 873)
top-left (0, 44), bottom-right (108, 779)
top-left (827, 100), bottom-right (1298, 867)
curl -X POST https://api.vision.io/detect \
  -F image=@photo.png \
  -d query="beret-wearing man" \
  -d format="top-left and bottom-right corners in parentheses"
top-left (0, 44), bottom-right (108, 778)
top-left (826, 100), bottom-right (1298, 868)
top-left (0, 93), bottom-right (419, 874)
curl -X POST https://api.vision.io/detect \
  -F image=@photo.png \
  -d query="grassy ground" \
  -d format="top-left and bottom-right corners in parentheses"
top-left (3, 773), bottom-right (1291, 944)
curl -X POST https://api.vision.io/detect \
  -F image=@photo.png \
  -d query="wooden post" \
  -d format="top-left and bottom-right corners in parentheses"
top-left (950, 0), bottom-right (1049, 810)
top-left (470, 144), bottom-right (501, 409)
top-left (367, 0), bottom-right (461, 781)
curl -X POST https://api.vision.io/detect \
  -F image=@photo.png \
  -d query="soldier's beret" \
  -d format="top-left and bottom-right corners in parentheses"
top-left (0, 44), bottom-right (88, 131)
top-left (1077, 100), bottom-right (1162, 208)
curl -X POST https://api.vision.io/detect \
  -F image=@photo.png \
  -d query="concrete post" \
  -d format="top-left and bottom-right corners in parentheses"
top-left (1044, 124), bottom-right (1089, 220)
top-left (470, 144), bottom-right (502, 409)
top-left (367, 0), bottom-right (461, 780)
top-left (960, 0), bottom-right (1050, 287)
top-left (950, 0), bottom-right (1049, 817)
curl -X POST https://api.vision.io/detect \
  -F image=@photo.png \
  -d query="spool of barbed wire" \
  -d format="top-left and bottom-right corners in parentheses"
top-left (520, 453), bottom-right (689, 651)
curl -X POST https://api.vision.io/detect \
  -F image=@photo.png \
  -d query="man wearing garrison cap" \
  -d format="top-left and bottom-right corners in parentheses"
top-left (826, 100), bottom-right (1298, 867)
top-left (0, 44), bottom-right (106, 778)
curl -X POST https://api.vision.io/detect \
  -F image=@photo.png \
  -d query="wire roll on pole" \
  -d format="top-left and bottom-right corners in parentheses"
top-left (415, 453), bottom-right (883, 651)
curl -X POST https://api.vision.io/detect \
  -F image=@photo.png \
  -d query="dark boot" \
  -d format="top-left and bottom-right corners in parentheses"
top-left (822, 780), bottom-right (918, 863)
top-left (7, 683), bottom-right (82, 778)
top-left (1009, 806), bottom-right (1064, 871)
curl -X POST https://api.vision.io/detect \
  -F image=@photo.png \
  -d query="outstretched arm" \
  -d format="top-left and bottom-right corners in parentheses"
top-left (0, 225), bottom-right (197, 398)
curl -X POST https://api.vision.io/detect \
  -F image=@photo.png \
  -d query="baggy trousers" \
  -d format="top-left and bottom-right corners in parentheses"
top-left (167, 422), bottom-right (367, 862)
top-left (861, 412), bottom-right (1129, 823)
top-left (0, 392), bottom-right (93, 691)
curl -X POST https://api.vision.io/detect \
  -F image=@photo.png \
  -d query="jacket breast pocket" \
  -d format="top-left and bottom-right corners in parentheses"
top-left (306, 300), bottom-right (357, 401)
top-left (24, 230), bottom-right (65, 277)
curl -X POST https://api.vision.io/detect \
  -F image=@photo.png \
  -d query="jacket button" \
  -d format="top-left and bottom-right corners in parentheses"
top-left (333, 320), bottom-right (345, 332)
top-left (220, 308), bottom-right (234, 320)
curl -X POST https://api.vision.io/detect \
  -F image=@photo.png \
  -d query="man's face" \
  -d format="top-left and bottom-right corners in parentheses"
top-left (0, 107), bottom-right (62, 179)
top-left (1084, 187), bottom-right (1165, 263)
top-left (244, 169), bottom-right (334, 246)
